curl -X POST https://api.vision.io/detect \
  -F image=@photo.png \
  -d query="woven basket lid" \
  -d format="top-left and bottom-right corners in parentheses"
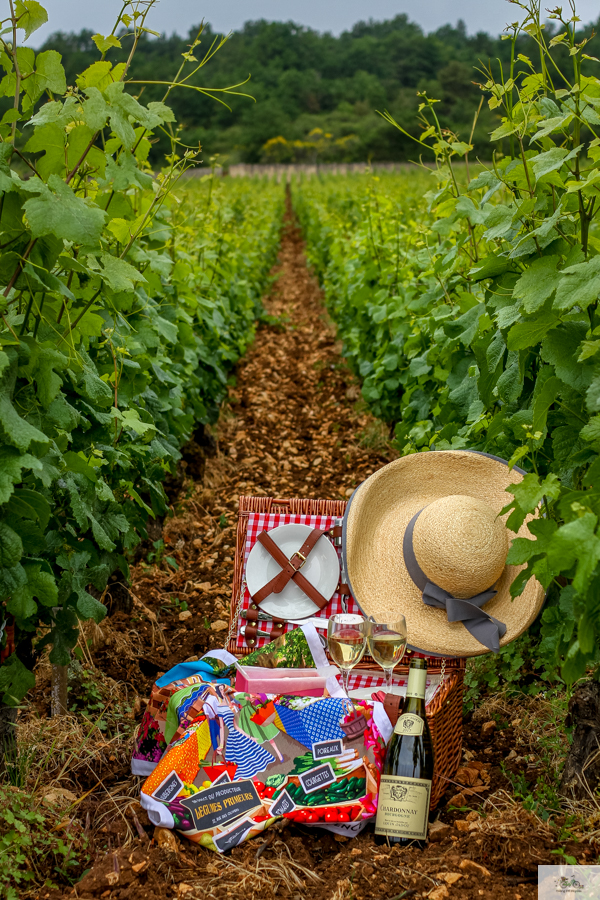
top-left (344, 450), bottom-right (545, 658)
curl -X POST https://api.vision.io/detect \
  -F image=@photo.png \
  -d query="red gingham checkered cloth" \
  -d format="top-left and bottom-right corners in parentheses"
top-left (347, 670), bottom-right (407, 692)
top-left (234, 510), bottom-right (442, 703)
top-left (236, 510), bottom-right (360, 650)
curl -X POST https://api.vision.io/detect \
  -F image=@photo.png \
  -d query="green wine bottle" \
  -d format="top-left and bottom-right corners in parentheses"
top-left (374, 656), bottom-right (434, 846)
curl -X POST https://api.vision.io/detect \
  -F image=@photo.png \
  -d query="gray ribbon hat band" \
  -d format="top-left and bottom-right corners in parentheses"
top-left (403, 509), bottom-right (507, 654)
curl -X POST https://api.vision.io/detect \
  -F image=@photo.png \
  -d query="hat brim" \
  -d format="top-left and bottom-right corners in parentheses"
top-left (344, 450), bottom-right (545, 658)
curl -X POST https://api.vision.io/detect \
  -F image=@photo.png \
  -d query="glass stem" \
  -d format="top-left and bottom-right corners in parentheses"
top-left (384, 667), bottom-right (393, 690)
top-left (342, 667), bottom-right (350, 698)
top-left (342, 667), bottom-right (355, 714)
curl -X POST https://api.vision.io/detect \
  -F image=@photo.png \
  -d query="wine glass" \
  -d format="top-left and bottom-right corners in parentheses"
top-left (368, 617), bottom-right (407, 692)
top-left (327, 613), bottom-right (368, 699)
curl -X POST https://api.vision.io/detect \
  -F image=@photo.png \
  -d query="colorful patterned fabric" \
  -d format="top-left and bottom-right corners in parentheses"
top-left (131, 658), bottom-right (235, 776)
top-left (139, 690), bottom-right (389, 853)
top-left (273, 703), bottom-right (313, 748)
top-left (131, 651), bottom-right (436, 778)
top-left (274, 697), bottom-right (346, 747)
top-left (236, 511), bottom-right (365, 650)
top-left (301, 698), bottom-right (347, 743)
top-left (221, 707), bottom-right (277, 779)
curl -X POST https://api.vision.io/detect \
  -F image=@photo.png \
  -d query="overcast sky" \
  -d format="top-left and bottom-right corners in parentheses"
top-left (29, 0), bottom-right (600, 44)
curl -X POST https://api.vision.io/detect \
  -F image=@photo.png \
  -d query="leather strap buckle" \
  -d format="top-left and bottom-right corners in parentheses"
top-left (289, 550), bottom-right (306, 571)
top-left (252, 528), bottom-right (330, 609)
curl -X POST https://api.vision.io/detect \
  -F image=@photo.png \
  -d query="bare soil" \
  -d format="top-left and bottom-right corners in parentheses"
top-left (40, 201), bottom-right (596, 900)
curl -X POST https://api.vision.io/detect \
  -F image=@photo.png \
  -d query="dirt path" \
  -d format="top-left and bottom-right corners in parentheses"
top-left (49, 202), bottom-right (594, 900)
top-left (91, 199), bottom-right (392, 693)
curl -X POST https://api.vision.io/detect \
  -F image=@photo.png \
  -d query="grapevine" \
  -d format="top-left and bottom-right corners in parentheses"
top-left (0, 1), bottom-right (282, 705)
top-left (296, 0), bottom-right (600, 685)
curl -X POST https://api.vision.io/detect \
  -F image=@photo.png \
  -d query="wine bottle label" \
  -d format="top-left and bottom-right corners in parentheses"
top-left (394, 713), bottom-right (424, 736)
top-left (405, 667), bottom-right (427, 699)
top-left (374, 775), bottom-right (431, 840)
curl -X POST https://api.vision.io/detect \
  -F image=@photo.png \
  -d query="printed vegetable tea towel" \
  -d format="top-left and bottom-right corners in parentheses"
top-left (139, 691), bottom-right (392, 852)
top-left (131, 648), bottom-right (236, 777)
top-left (131, 627), bottom-right (327, 776)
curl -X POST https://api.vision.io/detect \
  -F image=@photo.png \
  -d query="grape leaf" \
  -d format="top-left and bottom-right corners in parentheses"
top-left (0, 654), bottom-right (36, 706)
top-left (541, 323), bottom-right (591, 392)
top-left (496, 352), bottom-right (523, 404)
top-left (507, 312), bottom-right (559, 351)
top-left (28, 96), bottom-right (79, 128)
top-left (62, 451), bottom-right (98, 483)
top-left (24, 565), bottom-right (57, 608)
top-left (82, 87), bottom-right (110, 131)
top-left (0, 393), bottom-right (49, 451)
top-left (92, 34), bottom-right (122, 54)
top-left (98, 253), bottom-right (147, 291)
top-left (0, 446), bottom-right (42, 504)
top-left (0, 523), bottom-right (23, 568)
top-left (76, 589), bottom-right (107, 622)
top-left (532, 374), bottom-right (563, 434)
top-left (112, 407), bottom-right (156, 436)
top-left (554, 256), bottom-right (600, 311)
top-left (29, 50), bottom-right (67, 98)
top-left (531, 145), bottom-right (581, 180)
top-left (23, 122), bottom-right (66, 179)
top-left (24, 175), bottom-right (106, 246)
top-left (76, 61), bottom-right (114, 91)
top-left (513, 255), bottom-right (560, 313)
top-left (45, 394), bottom-right (81, 431)
top-left (508, 472), bottom-right (561, 514)
top-left (100, 152), bottom-right (153, 192)
top-left (14, 0), bottom-right (48, 39)
top-left (6, 488), bottom-right (51, 529)
top-left (580, 416), bottom-right (600, 443)
top-left (548, 513), bottom-right (600, 593)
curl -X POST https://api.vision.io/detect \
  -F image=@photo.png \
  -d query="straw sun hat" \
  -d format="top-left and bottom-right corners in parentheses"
top-left (343, 450), bottom-right (545, 658)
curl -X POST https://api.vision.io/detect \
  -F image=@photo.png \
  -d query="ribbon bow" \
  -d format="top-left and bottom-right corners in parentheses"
top-left (403, 510), bottom-right (507, 653)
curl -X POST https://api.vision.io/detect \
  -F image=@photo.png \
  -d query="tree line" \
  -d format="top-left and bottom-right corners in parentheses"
top-left (39, 14), bottom-right (600, 165)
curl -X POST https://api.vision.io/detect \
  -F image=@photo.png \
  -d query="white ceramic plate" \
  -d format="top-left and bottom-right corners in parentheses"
top-left (246, 524), bottom-right (340, 619)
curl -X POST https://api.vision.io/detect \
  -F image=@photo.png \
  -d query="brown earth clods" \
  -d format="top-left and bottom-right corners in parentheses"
top-left (41, 203), bottom-right (596, 900)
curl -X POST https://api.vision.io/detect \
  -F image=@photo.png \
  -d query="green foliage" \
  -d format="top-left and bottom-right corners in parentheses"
top-left (0, 2), bottom-right (283, 700)
top-left (144, 539), bottom-right (178, 572)
top-left (463, 633), bottom-right (546, 713)
top-left (296, 1), bottom-right (600, 684)
top-left (67, 661), bottom-right (134, 735)
top-left (37, 15), bottom-right (600, 165)
top-left (0, 785), bottom-right (89, 897)
top-left (498, 688), bottom-right (572, 825)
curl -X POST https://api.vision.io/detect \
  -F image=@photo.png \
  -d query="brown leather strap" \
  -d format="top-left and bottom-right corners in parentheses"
top-left (243, 624), bottom-right (258, 646)
top-left (383, 693), bottom-right (404, 727)
top-left (338, 582), bottom-right (351, 596)
top-left (244, 607), bottom-right (286, 628)
top-left (243, 622), bottom-right (284, 646)
top-left (251, 529), bottom-right (330, 609)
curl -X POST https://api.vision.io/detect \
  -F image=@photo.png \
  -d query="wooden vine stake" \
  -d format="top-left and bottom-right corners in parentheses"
top-left (50, 605), bottom-right (68, 716)
top-left (559, 681), bottom-right (600, 800)
top-left (51, 665), bottom-right (68, 716)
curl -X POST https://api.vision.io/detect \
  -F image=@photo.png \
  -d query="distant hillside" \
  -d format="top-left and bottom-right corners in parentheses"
top-left (40, 15), bottom-right (600, 164)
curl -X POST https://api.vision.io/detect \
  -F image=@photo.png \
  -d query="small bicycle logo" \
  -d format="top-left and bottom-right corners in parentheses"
top-left (555, 875), bottom-right (584, 892)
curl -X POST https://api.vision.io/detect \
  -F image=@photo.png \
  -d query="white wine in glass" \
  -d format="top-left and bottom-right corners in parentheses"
top-left (368, 617), bottom-right (407, 690)
top-left (328, 613), bottom-right (368, 698)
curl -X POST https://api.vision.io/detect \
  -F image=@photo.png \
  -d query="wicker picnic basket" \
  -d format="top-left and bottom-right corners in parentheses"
top-left (228, 494), bottom-right (465, 809)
